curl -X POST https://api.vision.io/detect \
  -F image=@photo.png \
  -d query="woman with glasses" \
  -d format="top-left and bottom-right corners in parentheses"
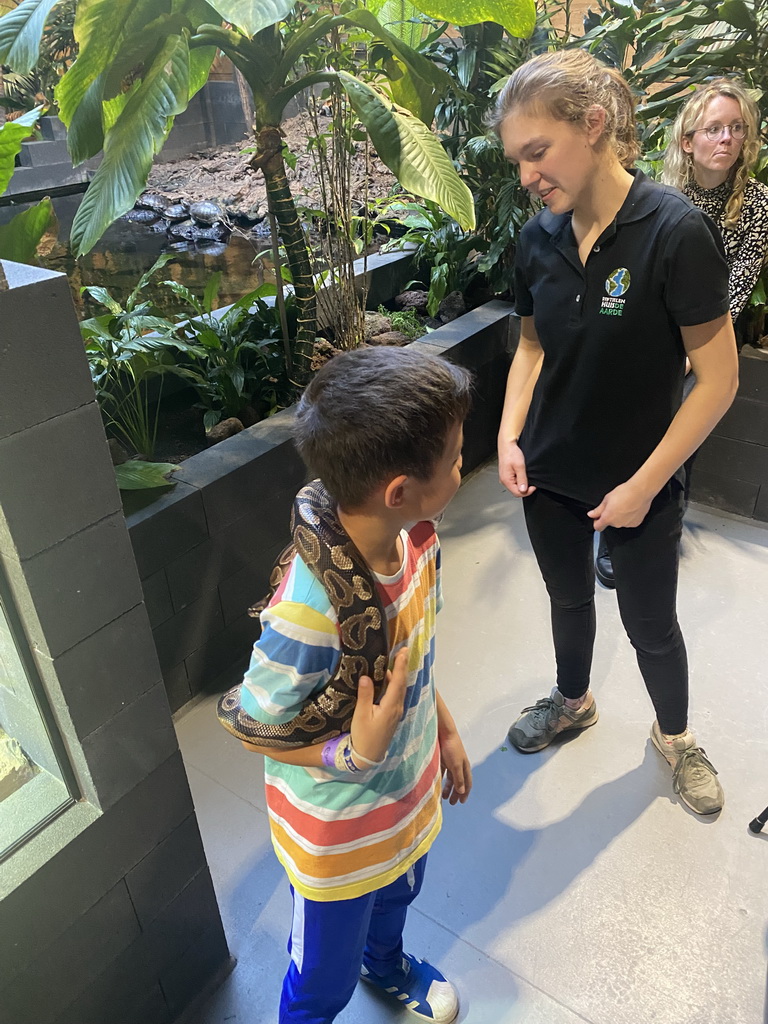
top-left (595, 78), bottom-right (767, 591)
top-left (664, 78), bottom-right (768, 333)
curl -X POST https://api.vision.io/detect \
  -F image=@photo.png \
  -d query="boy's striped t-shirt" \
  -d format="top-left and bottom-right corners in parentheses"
top-left (239, 519), bottom-right (443, 902)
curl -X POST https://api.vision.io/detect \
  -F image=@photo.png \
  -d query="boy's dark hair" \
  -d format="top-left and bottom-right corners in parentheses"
top-left (294, 346), bottom-right (473, 509)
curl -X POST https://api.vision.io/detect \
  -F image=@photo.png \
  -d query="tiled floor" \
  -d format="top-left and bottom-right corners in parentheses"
top-left (176, 461), bottom-right (768, 1024)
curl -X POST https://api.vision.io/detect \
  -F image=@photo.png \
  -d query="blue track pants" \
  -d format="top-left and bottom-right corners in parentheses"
top-left (279, 854), bottom-right (427, 1023)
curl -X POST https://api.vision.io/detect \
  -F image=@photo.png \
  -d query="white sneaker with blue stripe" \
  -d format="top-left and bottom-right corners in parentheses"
top-left (360, 952), bottom-right (459, 1022)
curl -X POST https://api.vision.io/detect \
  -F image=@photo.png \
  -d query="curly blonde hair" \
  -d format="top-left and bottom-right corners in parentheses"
top-left (487, 50), bottom-right (640, 169)
top-left (662, 78), bottom-right (761, 230)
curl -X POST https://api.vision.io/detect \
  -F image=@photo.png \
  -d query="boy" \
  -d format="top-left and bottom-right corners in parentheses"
top-left (236, 346), bottom-right (473, 1024)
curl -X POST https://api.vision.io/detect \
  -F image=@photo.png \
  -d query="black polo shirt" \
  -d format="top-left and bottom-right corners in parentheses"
top-left (514, 169), bottom-right (730, 506)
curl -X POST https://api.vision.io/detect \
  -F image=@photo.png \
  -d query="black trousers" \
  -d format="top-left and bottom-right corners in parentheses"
top-left (522, 482), bottom-right (688, 735)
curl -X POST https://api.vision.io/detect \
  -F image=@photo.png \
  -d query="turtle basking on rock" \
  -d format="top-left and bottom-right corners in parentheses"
top-left (189, 200), bottom-right (226, 225)
top-left (162, 202), bottom-right (191, 222)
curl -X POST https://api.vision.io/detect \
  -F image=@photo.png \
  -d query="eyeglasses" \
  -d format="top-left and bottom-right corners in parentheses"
top-left (687, 121), bottom-right (748, 142)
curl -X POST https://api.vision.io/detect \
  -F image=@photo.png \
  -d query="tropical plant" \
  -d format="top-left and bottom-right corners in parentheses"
top-left (382, 197), bottom-right (486, 315)
top-left (424, 3), bottom-right (568, 294)
top-left (0, 0), bottom-right (75, 114)
top-left (0, 0), bottom-right (531, 380)
top-left (166, 276), bottom-right (296, 429)
top-left (377, 303), bottom-right (426, 339)
top-left (0, 104), bottom-right (56, 262)
top-left (575, 0), bottom-right (762, 158)
top-left (79, 253), bottom-right (186, 460)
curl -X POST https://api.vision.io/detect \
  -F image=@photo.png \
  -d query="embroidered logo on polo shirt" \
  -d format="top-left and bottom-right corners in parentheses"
top-left (600, 268), bottom-right (631, 316)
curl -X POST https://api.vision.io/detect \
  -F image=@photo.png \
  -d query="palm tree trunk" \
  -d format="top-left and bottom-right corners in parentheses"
top-left (250, 124), bottom-right (316, 384)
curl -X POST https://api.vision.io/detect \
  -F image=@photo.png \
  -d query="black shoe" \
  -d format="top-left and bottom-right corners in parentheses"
top-left (595, 535), bottom-right (615, 589)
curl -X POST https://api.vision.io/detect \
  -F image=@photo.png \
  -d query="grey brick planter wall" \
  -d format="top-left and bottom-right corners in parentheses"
top-left (126, 297), bottom-right (519, 714)
top-left (0, 260), bottom-right (230, 1024)
top-left (689, 350), bottom-right (768, 521)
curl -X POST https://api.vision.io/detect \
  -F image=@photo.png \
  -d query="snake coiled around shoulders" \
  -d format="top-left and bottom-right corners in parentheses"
top-left (217, 480), bottom-right (390, 749)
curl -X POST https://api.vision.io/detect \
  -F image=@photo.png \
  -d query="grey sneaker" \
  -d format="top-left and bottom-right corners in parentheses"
top-left (508, 687), bottom-right (599, 753)
top-left (651, 720), bottom-right (724, 815)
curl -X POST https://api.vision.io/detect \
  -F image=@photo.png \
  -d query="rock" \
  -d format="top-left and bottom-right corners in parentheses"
top-left (423, 316), bottom-right (442, 331)
top-left (206, 417), bottom-right (244, 445)
top-left (0, 729), bottom-right (37, 801)
top-left (395, 289), bottom-right (429, 314)
top-left (363, 311), bottom-right (392, 340)
top-left (437, 290), bottom-right (466, 324)
top-left (367, 331), bottom-right (411, 347)
top-left (310, 338), bottom-right (343, 371)
top-left (107, 438), bottom-right (130, 465)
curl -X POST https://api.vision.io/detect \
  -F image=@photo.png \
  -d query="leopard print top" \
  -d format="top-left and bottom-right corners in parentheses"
top-left (684, 176), bottom-right (768, 321)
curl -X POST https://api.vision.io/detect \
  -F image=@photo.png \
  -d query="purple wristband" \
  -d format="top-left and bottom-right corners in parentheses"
top-left (321, 734), bottom-right (346, 767)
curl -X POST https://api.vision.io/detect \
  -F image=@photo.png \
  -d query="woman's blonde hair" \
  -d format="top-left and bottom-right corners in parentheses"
top-left (487, 50), bottom-right (640, 169)
top-left (662, 78), bottom-right (761, 229)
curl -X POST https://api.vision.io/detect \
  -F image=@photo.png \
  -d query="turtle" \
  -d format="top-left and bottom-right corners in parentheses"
top-left (136, 192), bottom-right (170, 213)
top-left (189, 200), bottom-right (226, 226)
top-left (190, 222), bottom-right (229, 241)
top-left (122, 208), bottom-right (160, 224)
top-left (167, 219), bottom-right (196, 240)
top-left (162, 203), bottom-right (190, 222)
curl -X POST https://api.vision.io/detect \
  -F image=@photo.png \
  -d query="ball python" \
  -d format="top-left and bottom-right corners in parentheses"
top-left (217, 480), bottom-right (390, 749)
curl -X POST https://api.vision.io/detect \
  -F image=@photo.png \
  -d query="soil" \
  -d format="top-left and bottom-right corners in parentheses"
top-left (146, 110), bottom-right (399, 218)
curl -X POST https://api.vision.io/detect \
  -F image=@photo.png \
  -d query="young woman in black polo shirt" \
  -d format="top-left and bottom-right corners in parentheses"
top-left (491, 50), bottom-right (738, 816)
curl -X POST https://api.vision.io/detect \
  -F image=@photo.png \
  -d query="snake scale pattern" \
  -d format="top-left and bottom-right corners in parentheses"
top-left (217, 480), bottom-right (390, 749)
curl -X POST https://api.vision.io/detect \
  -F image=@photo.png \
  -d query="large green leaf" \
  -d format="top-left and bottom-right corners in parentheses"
top-left (388, 56), bottom-right (437, 125)
top-left (0, 106), bottom-right (43, 193)
top-left (207, 0), bottom-right (297, 37)
top-left (70, 34), bottom-right (190, 256)
top-left (101, 14), bottom-right (185, 101)
top-left (65, 72), bottom-right (106, 166)
top-left (56, 0), bottom-right (157, 127)
top-left (343, 9), bottom-right (450, 95)
top-left (337, 71), bottom-right (475, 231)
top-left (717, 0), bottom-right (754, 31)
top-left (0, 0), bottom-right (61, 74)
top-left (114, 461), bottom-right (179, 490)
top-left (188, 43), bottom-right (217, 100)
top-left (0, 198), bottom-right (56, 264)
top-left (414, 0), bottom-right (535, 38)
top-left (369, 0), bottom-right (425, 49)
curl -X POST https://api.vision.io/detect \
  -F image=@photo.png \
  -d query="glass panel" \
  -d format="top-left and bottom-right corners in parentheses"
top-left (0, 580), bottom-right (75, 863)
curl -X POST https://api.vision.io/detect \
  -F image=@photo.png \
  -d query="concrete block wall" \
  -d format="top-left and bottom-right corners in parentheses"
top-left (689, 351), bottom-right (768, 521)
top-left (155, 81), bottom-right (249, 163)
top-left (126, 289), bottom-right (517, 714)
top-left (0, 260), bottom-right (230, 1024)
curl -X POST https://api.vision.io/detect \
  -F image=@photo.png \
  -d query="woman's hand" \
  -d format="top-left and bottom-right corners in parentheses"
top-left (588, 480), bottom-right (654, 531)
top-left (498, 437), bottom-right (536, 497)
top-left (350, 648), bottom-right (409, 764)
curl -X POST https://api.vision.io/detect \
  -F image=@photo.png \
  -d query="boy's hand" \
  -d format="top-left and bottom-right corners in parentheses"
top-left (350, 647), bottom-right (409, 764)
top-left (439, 732), bottom-right (472, 805)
